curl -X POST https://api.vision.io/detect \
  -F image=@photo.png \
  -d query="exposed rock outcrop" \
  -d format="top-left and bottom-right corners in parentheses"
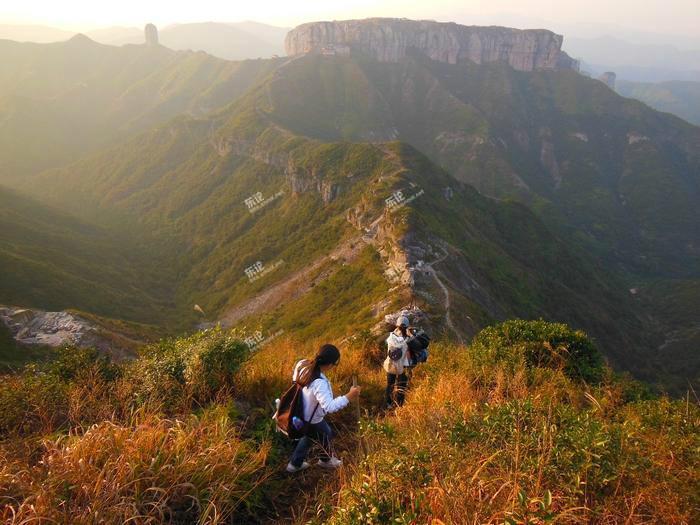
top-left (145, 23), bottom-right (159, 46)
top-left (212, 135), bottom-right (343, 203)
top-left (598, 71), bottom-right (616, 90)
top-left (370, 305), bottom-right (430, 337)
top-left (286, 18), bottom-right (578, 72)
top-left (0, 307), bottom-right (139, 359)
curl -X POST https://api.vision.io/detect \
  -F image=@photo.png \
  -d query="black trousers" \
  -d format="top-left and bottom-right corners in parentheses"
top-left (385, 372), bottom-right (408, 406)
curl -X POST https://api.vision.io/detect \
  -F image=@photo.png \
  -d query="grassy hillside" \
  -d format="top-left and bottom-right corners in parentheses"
top-left (1, 321), bottom-right (696, 523)
top-left (326, 323), bottom-right (698, 524)
top-left (262, 54), bottom-right (700, 277)
top-left (10, 52), bottom-right (694, 389)
top-left (24, 117), bottom-right (397, 319)
top-left (20, 99), bottom-right (662, 384)
top-left (387, 144), bottom-right (653, 375)
top-left (253, 54), bottom-right (700, 389)
top-left (618, 79), bottom-right (700, 126)
top-left (0, 36), bottom-right (283, 183)
top-left (0, 185), bottom-right (179, 325)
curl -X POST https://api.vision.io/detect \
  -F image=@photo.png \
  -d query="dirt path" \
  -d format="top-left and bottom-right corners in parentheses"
top-left (219, 204), bottom-right (389, 328)
top-left (219, 236), bottom-right (366, 327)
top-left (423, 251), bottom-right (464, 342)
top-left (218, 141), bottom-right (406, 329)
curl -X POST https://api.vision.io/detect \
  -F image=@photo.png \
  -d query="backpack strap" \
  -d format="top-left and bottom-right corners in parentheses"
top-left (304, 376), bottom-right (330, 424)
top-left (305, 399), bottom-right (320, 424)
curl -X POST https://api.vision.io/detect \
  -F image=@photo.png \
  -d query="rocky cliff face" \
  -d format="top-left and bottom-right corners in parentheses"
top-left (212, 135), bottom-right (343, 204)
top-left (0, 307), bottom-right (140, 359)
top-left (286, 18), bottom-right (577, 72)
top-left (144, 23), bottom-right (159, 46)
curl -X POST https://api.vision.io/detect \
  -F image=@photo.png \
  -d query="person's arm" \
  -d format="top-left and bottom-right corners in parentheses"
top-left (311, 379), bottom-right (351, 414)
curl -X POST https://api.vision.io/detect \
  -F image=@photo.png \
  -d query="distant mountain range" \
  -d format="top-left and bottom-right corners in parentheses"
top-left (4, 21), bottom-right (700, 133)
top-left (617, 79), bottom-right (700, 126)
top-left (0, 24), bottom-right (75, 42)
top-left (564, 35), bottom-right (700, 82)
top-left (4, 22), bottom-right (700, 82)
top-left (0, 21), bottom-right (289, 60)
top-left (0, 35), bottom-right (283, 183)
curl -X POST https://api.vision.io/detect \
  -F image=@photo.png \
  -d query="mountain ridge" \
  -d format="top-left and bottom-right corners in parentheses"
top-left (0, 38), bottom-right (284, 183)
top-left (2, 25), bottom-right (698, 390)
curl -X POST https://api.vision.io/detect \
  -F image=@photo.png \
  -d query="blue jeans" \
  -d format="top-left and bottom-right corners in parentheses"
top-left (290, 419), bottom-right (334, 467)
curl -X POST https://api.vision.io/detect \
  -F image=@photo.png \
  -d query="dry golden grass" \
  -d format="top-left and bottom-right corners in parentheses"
top-left (1, 406), bottom-right (270, 524)
top-left (235, 334), bottom-right (387, 410)
top-left (322, 342), bottom-right (700, 525)
top-left (1, 324), bottom-right (697, 525)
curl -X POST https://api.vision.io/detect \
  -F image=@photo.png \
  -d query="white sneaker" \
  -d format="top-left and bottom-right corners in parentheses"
top-left (317, 457), bottom-right (342, 469)
top-left (286, 461), bottom-right (310, 473)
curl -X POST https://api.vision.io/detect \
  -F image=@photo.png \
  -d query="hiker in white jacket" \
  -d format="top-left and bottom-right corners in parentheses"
top-left (286, 344), bottom-right (360, 473)
top-left (384, 315), bottom-right (412, 408)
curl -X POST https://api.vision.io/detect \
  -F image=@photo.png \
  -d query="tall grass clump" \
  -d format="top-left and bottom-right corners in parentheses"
top-left (0, 328), bottom-right (275, 524)
top-left (132, 327), bottom-right (250, 407)
top-left (1, 407), bottom-right (270, 524)
top-left (0, 346), bottom-right (118, 436)
top-left (0, 327), bottom-right (249, 439)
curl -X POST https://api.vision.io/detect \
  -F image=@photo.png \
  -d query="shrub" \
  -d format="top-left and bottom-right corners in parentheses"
top-left (0, 346), bottom-right (115, 437)
top-left (45, 346), bottom-right (118, 382)
top-left (134, 327), bottom-right (249, 404)
top-left (472, 319), bottom-right (605, 383)
top-left (0, 329), bottom-right (251, 438)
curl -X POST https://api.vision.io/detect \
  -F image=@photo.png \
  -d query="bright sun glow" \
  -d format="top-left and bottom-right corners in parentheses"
top-left (1, 0), bottom-right (699, 38)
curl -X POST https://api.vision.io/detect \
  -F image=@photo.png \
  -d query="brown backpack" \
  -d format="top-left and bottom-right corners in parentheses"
top-left (274, 360), bottom-right (319, 438)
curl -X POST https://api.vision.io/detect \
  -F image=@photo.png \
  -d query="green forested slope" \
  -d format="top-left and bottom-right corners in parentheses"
top-left (6, 51), bottom-right (699, 389)
top-left (618, 79), bottom-right (700, 126)
top-left (0, 36), bottom-right (283, 183)
top-left (261, 54), bottom-right (700, 276)
top-left (0, 185), bottom-right (177, 324)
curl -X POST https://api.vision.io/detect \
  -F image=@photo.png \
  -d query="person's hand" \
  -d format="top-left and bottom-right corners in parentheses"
top-left (346, 385), bottom-right (361, 401)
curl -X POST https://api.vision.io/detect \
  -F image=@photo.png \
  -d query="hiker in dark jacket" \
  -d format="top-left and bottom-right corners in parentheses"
top-left (286, 344), bottom-right (361, 473)
top-left (384, 315), bottom-right (413, 409)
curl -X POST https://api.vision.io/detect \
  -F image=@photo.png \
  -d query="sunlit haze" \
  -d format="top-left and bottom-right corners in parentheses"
top-left (2, 0), bottom-right (699, 40)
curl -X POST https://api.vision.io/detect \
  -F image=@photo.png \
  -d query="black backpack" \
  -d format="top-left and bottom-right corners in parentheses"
top-left (406, 329), bottom-right (430, 365)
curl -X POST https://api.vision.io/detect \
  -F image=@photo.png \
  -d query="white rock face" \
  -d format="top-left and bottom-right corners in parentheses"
top-left (383, 306), bottom-right (427, 327)
top-left (1, 307), bottom-right (95, 346)
top-left (627, 133), bottom-right (650, 145)
top-left (0, 307), bottom-right (137, 358)
top-left (286, 18), bottom-right (576, 72)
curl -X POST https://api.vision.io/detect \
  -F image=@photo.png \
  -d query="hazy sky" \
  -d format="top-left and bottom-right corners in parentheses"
top-left (1, 0), bottom-right (699, 39)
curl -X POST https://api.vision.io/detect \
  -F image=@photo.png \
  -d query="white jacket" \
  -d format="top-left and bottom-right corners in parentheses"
top-left (384, 330), bottom-right (410, 374)
top-left (292, 360), bottom-right (348, 424)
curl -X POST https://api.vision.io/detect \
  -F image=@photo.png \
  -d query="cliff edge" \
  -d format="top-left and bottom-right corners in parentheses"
top-left (285, 18), bottom-right (579, 71)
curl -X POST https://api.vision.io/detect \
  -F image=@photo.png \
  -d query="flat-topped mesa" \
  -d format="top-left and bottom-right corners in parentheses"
top-left (286, 18), bottom-right (579, 72)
